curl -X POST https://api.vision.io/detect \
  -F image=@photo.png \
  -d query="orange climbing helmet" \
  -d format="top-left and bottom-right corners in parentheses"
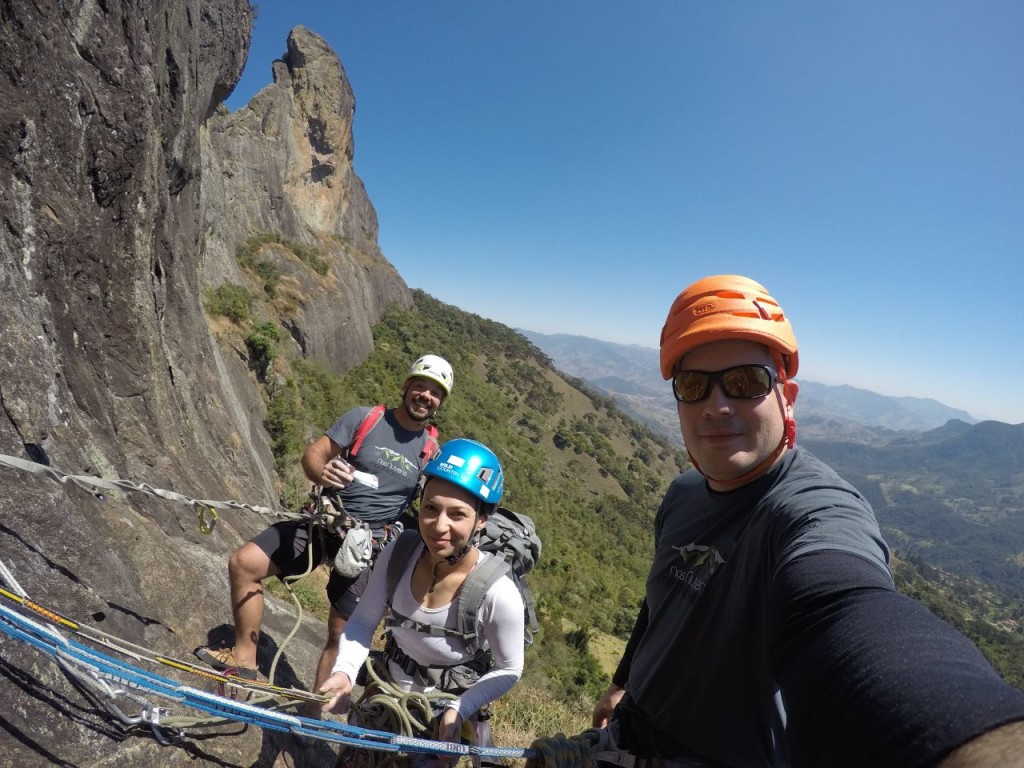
top-left (659, 275), bottom-right (799, 380)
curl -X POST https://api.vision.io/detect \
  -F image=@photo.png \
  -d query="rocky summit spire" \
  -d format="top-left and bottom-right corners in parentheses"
top-left (202, 25), bottom-right (411, 375)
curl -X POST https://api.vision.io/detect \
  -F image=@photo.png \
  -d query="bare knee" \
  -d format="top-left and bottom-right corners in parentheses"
top-left (229, 542), bottom-right (275, 585)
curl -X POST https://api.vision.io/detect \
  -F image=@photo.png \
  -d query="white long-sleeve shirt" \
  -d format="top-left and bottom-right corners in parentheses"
top-left (332, 538), bottom-right (525, 719)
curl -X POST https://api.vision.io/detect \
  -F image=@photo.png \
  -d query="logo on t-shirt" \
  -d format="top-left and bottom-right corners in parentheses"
top-left (669, 542), bottom-right (726, 595)
top-left (374, 446), bottom-right (418, 478)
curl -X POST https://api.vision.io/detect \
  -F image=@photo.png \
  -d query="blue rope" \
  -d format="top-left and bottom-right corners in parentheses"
top-left (0, 602), bottom-right (535, 758)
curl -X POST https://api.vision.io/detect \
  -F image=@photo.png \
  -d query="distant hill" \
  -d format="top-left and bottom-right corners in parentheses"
top-left (801, 419), bottom-right (1024, 590)
top-left (519, 330), bottom-right (978, 445)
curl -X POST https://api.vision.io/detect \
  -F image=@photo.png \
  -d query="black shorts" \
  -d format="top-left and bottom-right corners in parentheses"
top-left (250, 520), bottom-right (371, 620)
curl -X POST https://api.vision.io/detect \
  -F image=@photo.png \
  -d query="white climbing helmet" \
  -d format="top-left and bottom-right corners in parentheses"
top-left (405, 354), bottom-right (454, 396)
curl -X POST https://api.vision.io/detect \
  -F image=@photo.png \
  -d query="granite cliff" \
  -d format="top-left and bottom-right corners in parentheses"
top-left (1, 4), bottom-right (409, 766)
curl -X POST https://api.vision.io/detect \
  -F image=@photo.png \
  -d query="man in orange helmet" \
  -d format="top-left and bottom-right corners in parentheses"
top-left (587, 275), bottom-right (1024, 766)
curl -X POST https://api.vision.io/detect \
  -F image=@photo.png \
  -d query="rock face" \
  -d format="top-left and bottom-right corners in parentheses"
top-left (202, 26), bottom-right (412, 374)
top-left (0, 5), bottom-right (410, 767)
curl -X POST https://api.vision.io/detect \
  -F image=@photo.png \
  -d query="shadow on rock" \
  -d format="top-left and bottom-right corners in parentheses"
top-left (252, 727), bottom-right (341, 768)
top-left (196, 623), bottom-right (312, 691)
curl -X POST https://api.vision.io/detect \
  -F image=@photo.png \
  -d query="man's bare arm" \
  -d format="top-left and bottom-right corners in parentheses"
top-left (938, 720), bottom-right (1024, 767)
top-left (301, 435), bottom-right (349, 487)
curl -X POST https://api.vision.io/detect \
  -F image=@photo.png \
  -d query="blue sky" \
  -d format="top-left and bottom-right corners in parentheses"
top-left (227, 2), bottom-right (1024, 424)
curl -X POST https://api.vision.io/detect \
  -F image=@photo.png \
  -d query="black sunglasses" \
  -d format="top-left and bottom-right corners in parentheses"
top-left (672, 364), bottom-right (778, 403)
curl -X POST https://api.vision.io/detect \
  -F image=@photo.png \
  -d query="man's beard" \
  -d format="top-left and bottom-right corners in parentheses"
top-left (404, 398), bottom-right (437, 423)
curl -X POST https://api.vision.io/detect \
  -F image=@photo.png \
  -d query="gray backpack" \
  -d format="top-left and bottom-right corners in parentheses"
top-left (475, 507), bottom-right (541, 646)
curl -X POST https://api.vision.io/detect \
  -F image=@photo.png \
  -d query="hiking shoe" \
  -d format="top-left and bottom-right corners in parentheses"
top-left (194, 645), bottom-right (258, 680)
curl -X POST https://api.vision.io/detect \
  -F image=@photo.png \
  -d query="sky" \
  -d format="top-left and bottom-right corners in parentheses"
top-left (226, 1), bottom-right (1024, 424)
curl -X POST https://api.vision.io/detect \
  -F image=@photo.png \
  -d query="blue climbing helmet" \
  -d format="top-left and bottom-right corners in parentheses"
top-left (422, 438), bottom-right (504, 512)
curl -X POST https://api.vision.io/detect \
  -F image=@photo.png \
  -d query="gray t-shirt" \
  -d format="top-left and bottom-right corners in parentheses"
top-left (621, 446), bottom-right (891, 764)
top-left (325, 405), bottom-right (434, 533)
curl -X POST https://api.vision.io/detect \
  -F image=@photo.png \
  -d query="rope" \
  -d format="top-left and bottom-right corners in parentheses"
top-left (0, 448), bottom-right (354, 700)
top-left (0, 452), bottom-right (305, 526)
top-left (342, 655), bottom-right (460, 768)
top-left (0, 582), bottom-right (323, 709)
top-left (265, 487), bottom-right (349, 689)
top-left (0, 557), bottom-right (28, 598)
top-left (525, 731), bottom-right (601, 768)
top-left (0, 450), bottom-right (344, 700)
top-left (268, 512), bottom-right (326, 687)
top-left (354, 654), bottom-right (456, 736)
top-left (0, 598), bottom-right (535, 758)
top-left (0, 459), bottom-right (535, 758)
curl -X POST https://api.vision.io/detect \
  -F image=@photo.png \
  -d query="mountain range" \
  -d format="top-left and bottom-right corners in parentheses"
top-left (518, 329), bottom-right (979, 444)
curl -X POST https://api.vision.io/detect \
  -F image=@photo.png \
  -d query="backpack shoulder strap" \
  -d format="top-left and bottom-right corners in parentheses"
top-left (346, 404), bottom-right (386, 459)
top-left (385, 529), bottom-right (423, 607)
top-left (455, 554), bottom-right (511, 654)
top-left (349, 405), bottom-right (437, 466)
top-left (421, 423), bottom-right (440, 464)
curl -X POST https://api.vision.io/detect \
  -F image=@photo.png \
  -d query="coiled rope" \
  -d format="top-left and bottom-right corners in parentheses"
top-left (355, 656), bottom-right (450, 737)
top-left (339, 654), bottom-right (459, 767)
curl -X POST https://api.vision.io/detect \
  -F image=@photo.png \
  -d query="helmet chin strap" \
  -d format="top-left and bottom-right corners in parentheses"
top-left (427, 545), bottom-right (471, 593)
top-left (687, 435), bottom-right (789, 492)
top-left (688, 352), bottom-right (797, 492)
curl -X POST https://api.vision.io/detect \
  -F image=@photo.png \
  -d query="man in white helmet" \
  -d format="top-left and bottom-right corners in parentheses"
top-left (196, 354), bottom-right (453, 701)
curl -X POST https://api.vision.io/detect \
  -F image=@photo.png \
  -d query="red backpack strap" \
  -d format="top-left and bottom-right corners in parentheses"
top-left (345, 405), bottom-right (386, 459)
top-left (348, 405), bottom-right (438, 466)
top-left (421, 424), bottom-right (440, 464)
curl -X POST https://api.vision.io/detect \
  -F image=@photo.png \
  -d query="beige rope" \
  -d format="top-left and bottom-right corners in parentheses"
top-left (341, 655), bottom-right (459, 768)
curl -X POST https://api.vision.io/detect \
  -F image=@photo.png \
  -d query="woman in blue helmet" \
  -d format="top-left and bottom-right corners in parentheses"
top-left (320, 438), bottom-right (525, 748)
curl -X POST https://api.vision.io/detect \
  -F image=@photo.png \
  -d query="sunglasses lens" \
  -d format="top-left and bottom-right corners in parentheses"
top-left (673, 365), bottom-right (775, 402)
top-left (673, 371), bottom-right (710, 402)
top-left (721, 365), bottom-right (773, 398)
